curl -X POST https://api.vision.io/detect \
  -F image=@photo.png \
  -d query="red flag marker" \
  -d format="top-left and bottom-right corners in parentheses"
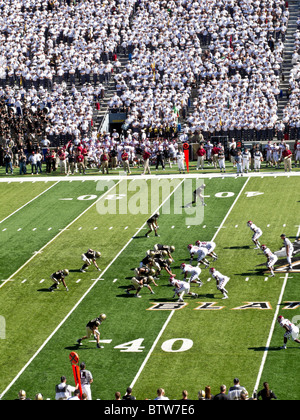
top-left (183, 143), bottom-right (189, 173)
top-left (69, 352), bottom-right (83, 399)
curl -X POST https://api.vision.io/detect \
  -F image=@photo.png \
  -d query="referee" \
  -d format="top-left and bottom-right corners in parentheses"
top-left (80, 362), bottom-right (93, 401)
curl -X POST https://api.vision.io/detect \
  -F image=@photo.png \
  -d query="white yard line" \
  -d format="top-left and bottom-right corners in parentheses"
top-left (130, 177), bottom-right (250, 390)
top-left (0, 181), bottom-right (60, 225)
top-left (0, 179), bottom-right (184, 400)
top-left (0, 180), bottom-right (121, 290)
top-left (253, 272), bottom-right (289, 394)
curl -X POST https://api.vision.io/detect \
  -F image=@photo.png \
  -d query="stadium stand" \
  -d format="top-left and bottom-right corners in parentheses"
top-left (0, 0), bottom-right (299, 170)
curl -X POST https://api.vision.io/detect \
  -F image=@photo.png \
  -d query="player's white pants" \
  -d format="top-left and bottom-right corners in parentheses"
top-left (254, 159), bottom-right (261, 170)
top-left (178, 160), bottom-right (185, 171)
top-left (81, 384), bottom-right (92, 400)
top-left (295, 152), bottom-right (300, 164)
top-left (267, 255), bottom-right (278, 268)
top-left (81, 254), bottom-right (92, 265)
top-left (252, 229), bottom-right (262, 242)
top-left (287, 247), bottom-right (294, 265)
top-left (218, 276), bottom-right (230, 291)
top-left (218, 159), bottom-right (225, 170)
top-left (177, 283), bottom-right (190, 300)
top-left (189, 267), bottom-right (201, 282)
top-left (242, 160), bottom-right (249, 172)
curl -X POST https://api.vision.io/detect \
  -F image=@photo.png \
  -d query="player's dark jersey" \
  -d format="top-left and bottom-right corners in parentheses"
top-left (147, 214), bottom-right (159, 224)
top-left (141, 255), bottom-right (153, 266)
top-left (86, 317), bottom-right (101, 329)
top-left (154, 257), bottom-right (169, 268)
top-left (154, 244), bottom-right (171, 252)
top-left (52, 271), bottom-right (65, 280)
top-left (85, 249), bottom-right (97, 260)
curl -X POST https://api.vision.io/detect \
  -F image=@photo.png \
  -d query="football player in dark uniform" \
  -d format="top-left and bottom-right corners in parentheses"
top-left (153, 244), bottom-right (175, 261)
top-left (48, 269), bottom-right (69, 292)
top-left (145, 213), bottom-right (160, 237)
top-left (153, 255), bottom-right (173, 278)
top-left (80, 249), bottom-right (101, 273)
top-left (126, 276), bottom-right (158, 298)
top-left (77, 314), bottom-right (106, 349)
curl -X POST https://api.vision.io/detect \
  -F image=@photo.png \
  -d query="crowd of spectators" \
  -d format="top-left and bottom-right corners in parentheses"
top-left (0, 0), bottom-right (297, 154)
top-left (15, 378), bottom-right (278, 400)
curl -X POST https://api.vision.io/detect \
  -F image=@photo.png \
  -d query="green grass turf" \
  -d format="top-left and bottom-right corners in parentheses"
top-left (132, 177), bottom-right (300, 400)
top-left (0, 181), bottom-right (57, 222)
top-left (0, 180), bottom-right (120, 280)
top-left (0, 177), bottom-right (247, 400)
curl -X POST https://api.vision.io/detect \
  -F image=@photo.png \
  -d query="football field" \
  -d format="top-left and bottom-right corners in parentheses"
top-left (0, 173), bottom-right (299, 400)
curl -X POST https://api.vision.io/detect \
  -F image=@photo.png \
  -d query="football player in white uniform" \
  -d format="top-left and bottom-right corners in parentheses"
top-left (261, 245), bottom-right (278, 277)
top-left (241, 148), bottom-right (251, 173)
top-left (187, 244), bottom-right (210, 268)
top-left (253, 149), bottom-right (263, 172)
top-left (277, 315), bottom-right (300, 349)
top-left (209, 267), bottom-right (230, 299)
top-left (181, 263), bottom-right (203, 286)
top-left (280, 234), bottom-right (294, 270)
top-left (247, 221), bottom-right (263, 249)
top-left (169, 277), bottom-right (198, 302)
top-left (196, 240), bottom-right (218, 260)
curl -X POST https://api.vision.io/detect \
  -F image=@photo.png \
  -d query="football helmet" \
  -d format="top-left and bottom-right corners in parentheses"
top-left (62, 269), bottom-right (69, 276)
top-left (95, 251), bottom-right (101, 258)
top-left (195, 240), bottom-right (201, 247)
top-left (180, 263), bottom-right (186, 269)
top-left (170, 246), bottom-right (175, 253)
top-left (150, 269), bottom-right (156, 275)
top-left (247, 221), bottom-right (253, 227)
top-left (99, 313), bottom-right (106, 321)
top-left (162, 250), bottom-right (168, 256)
top-left (187, 244), bottom-right (193, 250)
top-left (261, 245), bottom-right (267, 251)
top-left (148, 276), bottom-right (154, 282)
top-left (277, 315), bottom-right (284, 323)
top-left (167, 258), bottom-right (173, 265)
top-left (209, 267), bottom-right (216, 274)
